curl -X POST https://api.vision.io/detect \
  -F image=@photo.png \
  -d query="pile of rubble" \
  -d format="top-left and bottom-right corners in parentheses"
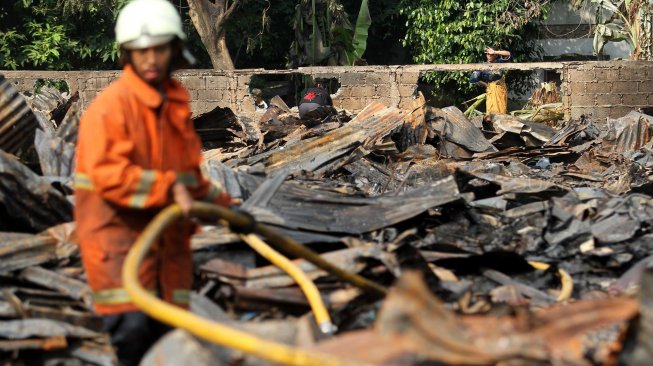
top-left (2, 75), bottom-right (653, 365)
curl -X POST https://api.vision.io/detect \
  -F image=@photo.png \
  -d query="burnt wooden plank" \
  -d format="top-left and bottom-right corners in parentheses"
top-left (342, 158), bottom-right (400, 194)
top-left (240, 173), bottom-right (461, 234)
top-left (0, 150), bottom-right (72, 232)
top-left (20, 266), bottom-right (93, 308)
top-left (0, 319), bottom-right (101, 339)
top-left (0, 335), bottom-right (67, 351)
top-left (260, 102), bottom-right (408, 176)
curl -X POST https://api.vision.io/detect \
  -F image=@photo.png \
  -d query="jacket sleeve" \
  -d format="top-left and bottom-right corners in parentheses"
top-left (174, 129), bottom-right (232, 208)
top-left (78, 103), bottom-right (177, 209)
top-left (179, 166), bottom-right (232, 207)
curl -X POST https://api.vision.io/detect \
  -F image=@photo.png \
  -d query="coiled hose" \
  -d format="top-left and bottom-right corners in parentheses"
top-left (123, 203), bottom-right (383, 366)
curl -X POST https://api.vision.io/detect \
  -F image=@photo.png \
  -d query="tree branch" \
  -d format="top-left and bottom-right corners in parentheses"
top-left (223, 0), bottom-right (240, 23)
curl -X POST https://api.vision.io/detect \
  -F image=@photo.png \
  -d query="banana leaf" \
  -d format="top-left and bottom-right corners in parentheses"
top-left (594, 23), bottom-right (630, 55)
top-left (311, 0), bottom-right (317, 64)
top-left (306, 0), bottom-right (332, 65)
top-left (512, 103), bottom-right (563, 124)
top-left (463, 93), bottom-right (486, 118)
top-left (343, 0), bottom-right (371, 65)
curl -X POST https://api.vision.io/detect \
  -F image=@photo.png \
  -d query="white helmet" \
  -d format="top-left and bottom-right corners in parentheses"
top-left (115, 0), bottom-right (185, 50)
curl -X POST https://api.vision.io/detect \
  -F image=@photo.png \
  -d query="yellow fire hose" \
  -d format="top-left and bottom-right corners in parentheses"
top-left (528, 261), bottom-right (573, 302)
top-left (239, 233), bottom-right (335, 334)
top-left (184, 202), bottom-right (386, 297)
top-left (123, 203), bottom-right (378, 366)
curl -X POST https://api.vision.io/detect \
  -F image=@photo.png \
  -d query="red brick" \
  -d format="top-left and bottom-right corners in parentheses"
top-left (620, 68), bottom-right (647, 81)
top-left (84, 78), bottom-right (98, 90)
top-left (206, 76), bottom-right (230, 89)
top-left (190, 101), bottom-right (215, 115)
top-left (568, 69), bottom-right (595, 82)
top-left (612, 81), bottom-right (635, 93)
top-left (190, 89), bottom-right (202, 100)
top-left (81, 90), bottom-right (98, 105)
top-left (353, 85), bottom-right (376, 97)
top-left (639, 80), bottom-right (653, 92)
top-left (586, 82), bottom-right (610, 93)
top-left (398, 84), bottom-right (417, 97)
top-left (376, 96), bottom-right (394, 106)
top-left (333, 87), bottom-right (351, 98)
top-left (365, 72), bottom-right (391, 85)
top-left (97, 77), bottom-right (111, 88)
top-left (571, 93), bottom-right (595, 106)
top-left (570, 82), bottom-right (586, 95)
top-left (596, 93), bottom-right (620, 106)
top-left (197, 88), bottom-right (220, 101)
top-left (610, 106), bottom-right (636, 118)
top-left (339, 97), bottom-right (365, 111)
top-left (340, 72), bottom-right (366, 86)
top-left (375, 84), bottom-right (391, 97)
top-left (236, 75), bottom-right (250, 87)
top-left (399, 71), bottom-right (420, 84)
top-left (621, 93), bottom-right (649, 106)
top-left (179, 77), bottom-right (206, 90)
top-left (594, 68), bottom-right (620, 80)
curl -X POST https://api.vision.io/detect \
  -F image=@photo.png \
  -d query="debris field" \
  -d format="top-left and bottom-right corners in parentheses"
top-left (1, 75), bottom-right (653, 365)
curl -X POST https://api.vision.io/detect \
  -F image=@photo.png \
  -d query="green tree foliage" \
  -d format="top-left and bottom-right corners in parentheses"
top-left (0, 0), bottom-right (295, 70)
top-left (224, 0), bottom-right (296, 69)
top-left (288, 0), bottom-right (371, 67)
top-left (0, 0), bottom-right (392, 70)
top-left (358, 0), bottom-right (408, 64)
top-left (400, 0), bottom-right (551, 100)
top-left (0, 0), bottom-right (129, 70)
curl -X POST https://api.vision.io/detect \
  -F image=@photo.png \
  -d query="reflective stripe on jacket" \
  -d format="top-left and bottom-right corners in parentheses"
top-left (75, 65), bottom-right (229, 315)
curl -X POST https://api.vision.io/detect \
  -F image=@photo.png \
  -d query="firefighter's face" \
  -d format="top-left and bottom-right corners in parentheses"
top-left (130, 43), bottom-right (173, 87)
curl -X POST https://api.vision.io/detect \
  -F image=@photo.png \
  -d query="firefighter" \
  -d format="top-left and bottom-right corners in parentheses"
top-left (470, 46), bottom-right (512, 120)
top-left (74, 0), bottom-right (234, 364)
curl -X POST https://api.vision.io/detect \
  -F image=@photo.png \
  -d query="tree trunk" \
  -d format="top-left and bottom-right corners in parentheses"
top-left (210, 33), bottom-right (234, 69)
top-left (639, 2), bottom-right (653, 61)
top-left (187, 0), bottom-right (239, 70)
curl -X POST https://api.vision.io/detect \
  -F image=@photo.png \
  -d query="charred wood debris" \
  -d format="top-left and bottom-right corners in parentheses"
top-left (2, 75), bottom-right (653, 365)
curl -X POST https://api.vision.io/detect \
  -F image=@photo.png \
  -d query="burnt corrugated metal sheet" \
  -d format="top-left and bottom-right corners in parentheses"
top-left (604, 111), bottom-right (653, 155)
top-left (0, 74), bottom-right (37, 156)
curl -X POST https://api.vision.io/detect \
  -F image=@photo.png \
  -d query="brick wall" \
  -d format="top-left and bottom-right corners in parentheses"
top-left (2, 66), bottom-right (419, 117)
top-left (3, 61), bottom-right (652, 124)
top-left (563, 61), bottom-right (653, 121)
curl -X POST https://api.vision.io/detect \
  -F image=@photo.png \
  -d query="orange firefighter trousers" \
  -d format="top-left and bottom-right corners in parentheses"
top-left (75, 65), bottom-right (230, 315)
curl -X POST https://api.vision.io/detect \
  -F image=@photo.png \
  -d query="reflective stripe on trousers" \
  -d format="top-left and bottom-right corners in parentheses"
top-left (93, 288), bottom-right (191, 305)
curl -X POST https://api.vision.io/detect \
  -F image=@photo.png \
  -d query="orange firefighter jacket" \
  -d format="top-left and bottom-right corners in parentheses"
top-left (74, 65), bottom-right (230, 315)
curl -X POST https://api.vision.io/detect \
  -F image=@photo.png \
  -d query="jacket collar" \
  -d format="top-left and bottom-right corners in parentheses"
top-left (122, 65), bottom-right (189, 108)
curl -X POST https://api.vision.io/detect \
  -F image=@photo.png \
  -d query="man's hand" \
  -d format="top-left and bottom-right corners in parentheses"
top-left (172, 182), bottom-right (193, 216)
top-left (484, 47), bottom-right (495, 55)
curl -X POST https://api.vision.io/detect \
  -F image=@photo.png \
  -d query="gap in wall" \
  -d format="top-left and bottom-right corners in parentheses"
top-left (248, 73), bottom-right (341, 108)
